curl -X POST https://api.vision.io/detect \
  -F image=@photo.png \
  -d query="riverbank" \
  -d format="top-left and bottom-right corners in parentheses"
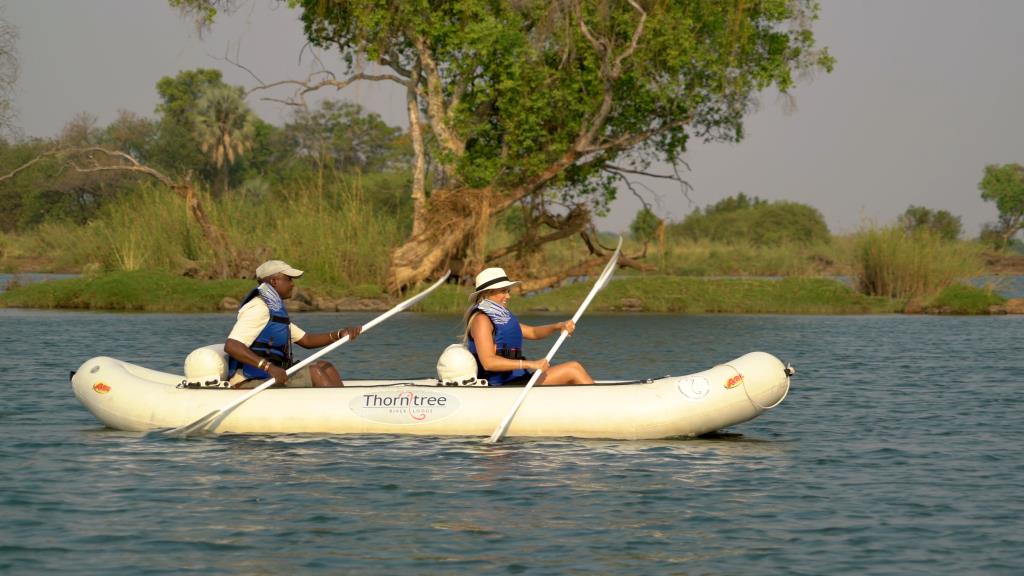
top-left (1, 270), bottom-right (1019, 315)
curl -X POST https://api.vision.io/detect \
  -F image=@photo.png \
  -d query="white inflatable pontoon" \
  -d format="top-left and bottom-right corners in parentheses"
top-left (71, 351), bottom-right (792, 439)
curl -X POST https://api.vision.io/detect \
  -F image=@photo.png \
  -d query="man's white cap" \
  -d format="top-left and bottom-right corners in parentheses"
top-left (256, 260), bottom-right (304, 280)
top-left (470, 267), bottom-right (519, 297)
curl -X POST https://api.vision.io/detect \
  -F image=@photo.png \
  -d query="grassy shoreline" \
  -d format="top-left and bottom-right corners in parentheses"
top-left (0, 270), bottom-right (1011, 315)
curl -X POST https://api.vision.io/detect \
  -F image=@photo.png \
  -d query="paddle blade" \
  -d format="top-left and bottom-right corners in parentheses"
top-left (163, 410), bottom-right (218, 437)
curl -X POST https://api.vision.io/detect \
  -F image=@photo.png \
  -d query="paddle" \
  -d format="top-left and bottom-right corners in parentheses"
top-left (164, 270), bottom-right (452, 437)
top-left (484, 237), bottom-right (623, 444)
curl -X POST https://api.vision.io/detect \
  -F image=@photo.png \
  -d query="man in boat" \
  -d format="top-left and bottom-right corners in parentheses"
top-left (225, 259), bottom-right (361, 388)
top-left (464, 267), bottom-right (593, 385)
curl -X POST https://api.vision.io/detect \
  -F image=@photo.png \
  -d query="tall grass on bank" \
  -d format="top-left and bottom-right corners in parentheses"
top-left (14, 184), bottom-right (203, 273)
top-left (851, 226), bottom-right (983, 299)
top-left (214, 178), bottom-right (406, 293)
top-left (412, 276), bottom-right (901, 315)
top-left (645, 238), bottom-right (842, 277)
top-left (4, 178), bottom-right (407, 293)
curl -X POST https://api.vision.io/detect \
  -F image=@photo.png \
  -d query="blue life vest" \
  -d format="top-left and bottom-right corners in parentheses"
top-left (467, 299), bottom-right (528, 385)
top-left (227, 284), bottom-right (293, 379)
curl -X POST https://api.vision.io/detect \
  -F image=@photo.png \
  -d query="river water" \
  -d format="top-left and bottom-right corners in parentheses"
top-left (1, 307), bottom-right (1022, 574)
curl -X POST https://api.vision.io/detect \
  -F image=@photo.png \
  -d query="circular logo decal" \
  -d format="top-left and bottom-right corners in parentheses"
top-left (677, 377), bottom-right (710, 400)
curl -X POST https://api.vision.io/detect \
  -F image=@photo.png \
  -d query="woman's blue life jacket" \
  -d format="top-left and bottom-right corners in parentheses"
top-left (227, 283), bottom-right (294, 380)
top-left (466, 299), bottom-right (528, 385)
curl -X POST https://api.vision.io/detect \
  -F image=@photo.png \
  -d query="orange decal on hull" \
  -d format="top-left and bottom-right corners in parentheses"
top-left (93, 382), bottom-right (111, 394)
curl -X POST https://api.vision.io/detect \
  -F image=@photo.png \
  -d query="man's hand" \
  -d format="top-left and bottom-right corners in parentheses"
top-left (267, 364), bottom-right (288, 385)
top-left (341, 326), bottom-right (362, 340)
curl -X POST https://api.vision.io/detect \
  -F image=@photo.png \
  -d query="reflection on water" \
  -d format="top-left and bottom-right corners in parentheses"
top-left (2, 308), bottom-right (1023, 574)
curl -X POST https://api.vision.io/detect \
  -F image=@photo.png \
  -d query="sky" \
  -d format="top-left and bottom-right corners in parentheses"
top-left (7, 0), bottom-right (1024, 236)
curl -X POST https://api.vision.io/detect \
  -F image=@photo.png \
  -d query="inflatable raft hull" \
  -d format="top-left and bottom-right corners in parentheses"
top-left (71, 351), bottom-right (791, 439)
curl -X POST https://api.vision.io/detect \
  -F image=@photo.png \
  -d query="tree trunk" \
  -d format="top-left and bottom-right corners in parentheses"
top-left (179, 182), bottom-right (233, 278)
top-left (387, 186), bottom-right (507, 292)
top-left (407, 82), bottom-right (428, 238)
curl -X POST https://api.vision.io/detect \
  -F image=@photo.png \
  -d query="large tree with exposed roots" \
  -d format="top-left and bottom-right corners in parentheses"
top-left (173, 0), bottom-right (833, 293)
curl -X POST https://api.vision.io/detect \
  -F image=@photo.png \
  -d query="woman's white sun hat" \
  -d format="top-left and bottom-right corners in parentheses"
top-left (470, 267), bottom-right (519, 297)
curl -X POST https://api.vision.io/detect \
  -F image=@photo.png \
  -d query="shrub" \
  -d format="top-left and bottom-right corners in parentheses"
top-left (850, 226), bottom-right (983, 299)
top-left (667, 194), bottom-right (830, 246)
top-left (925, 284), bottom-right (1005, 315)
top-left (898, 205), bottom-right (962, 240)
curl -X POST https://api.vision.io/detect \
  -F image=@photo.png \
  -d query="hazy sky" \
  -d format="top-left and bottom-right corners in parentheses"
top-left (7, 0), bottom-right (1024, 236)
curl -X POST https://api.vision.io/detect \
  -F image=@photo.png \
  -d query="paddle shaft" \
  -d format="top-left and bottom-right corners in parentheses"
top-left (485, 238), bottom-right (622, 443)
top-left (166, 271), bottom-right (451, 436)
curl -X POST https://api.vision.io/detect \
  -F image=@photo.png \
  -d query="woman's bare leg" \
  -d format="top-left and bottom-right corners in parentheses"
top-left (536, 361), bottom-right (592, 385)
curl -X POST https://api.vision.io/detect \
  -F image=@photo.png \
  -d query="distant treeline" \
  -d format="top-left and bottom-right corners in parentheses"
top-left (0, 68), bottom-right (413, 233)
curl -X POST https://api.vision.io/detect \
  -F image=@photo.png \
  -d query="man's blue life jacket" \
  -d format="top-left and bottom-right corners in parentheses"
top-left (227, 284), bottom-right (293, 379)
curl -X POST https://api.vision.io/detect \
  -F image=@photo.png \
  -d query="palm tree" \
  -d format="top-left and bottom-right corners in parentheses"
top-left (191, 85), bottom-right (256, 195)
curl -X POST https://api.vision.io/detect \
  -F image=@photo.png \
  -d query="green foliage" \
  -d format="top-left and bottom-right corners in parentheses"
top-left (0, 137), bottom-right (138, 231)
top-left (851, 226), bottom-right (983, 299)
top-left (979, 163), bottom-right (1024, 249)
top-left (925, 283), bottom-right (1005, 315)
top-left (668, 194), bottom-right (831, 246)
top-left (191, 84), bottom-right (257, 194)
top-left (523, 276), bottom-right (895, 315)
top-left (102, 110), bottom-right (159, 163)
top-left (153, 69), bottom-right (235, 184)
top-left (978, 223), bottom-right (1006, 249)
top-left (293, 0), bottom-right (832, 206)
top-left (629, 207), bottom-right (662, 243)
top-left (156, 68), bottom-right (224, 124)
top-left (898, 205), bottom-right (962, 241)
top-left (284, 100), bottom-right (411, 173)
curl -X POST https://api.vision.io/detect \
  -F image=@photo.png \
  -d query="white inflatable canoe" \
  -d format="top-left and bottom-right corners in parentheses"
top-left (71, 351), bottom-right (792, 439)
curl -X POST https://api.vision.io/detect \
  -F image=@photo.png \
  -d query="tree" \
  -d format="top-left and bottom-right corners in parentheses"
top-left (103, 110), bottom-right (158, 163)
top-left (979, 163), bottom-right (1024, 249)
top-left (191, 84), bottom-right (256, 195)
top-left (898, 205), bottom-right (962, 241)
top-left (173, 0), bottom-right (832, 292)
top-left (152, 69), bottom-right (228, 182)
top-left (286, 100), bottom-right (409, 173)
top-left (629, 207), bottom-right (662, 244)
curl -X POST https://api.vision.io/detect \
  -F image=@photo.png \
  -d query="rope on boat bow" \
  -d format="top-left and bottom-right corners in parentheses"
top-left (721, 362), bottom-right (792, 411)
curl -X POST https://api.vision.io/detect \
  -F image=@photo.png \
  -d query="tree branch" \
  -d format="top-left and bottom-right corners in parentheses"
top-left (412, 34), bottom-right (465, 158)
top-left (486, 205), bottom-right (591, 262)
top-left (0, 153), bottom-right (52, 183)
top-left (572, 0), bottom-right (647, 151)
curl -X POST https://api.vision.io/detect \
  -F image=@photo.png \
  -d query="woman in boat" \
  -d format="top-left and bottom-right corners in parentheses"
top-left (465, 267), bottom-right (593, 386)
top-left (224, 259), bottom-right (361, 388)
